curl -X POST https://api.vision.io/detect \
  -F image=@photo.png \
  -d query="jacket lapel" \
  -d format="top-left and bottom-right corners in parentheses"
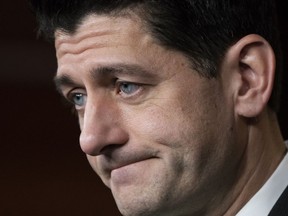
top-left (268, 185), bottom-right (288, 216)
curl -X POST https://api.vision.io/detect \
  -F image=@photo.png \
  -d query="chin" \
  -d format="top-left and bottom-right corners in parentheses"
top-left (111, 181), bottom-right (177, 216)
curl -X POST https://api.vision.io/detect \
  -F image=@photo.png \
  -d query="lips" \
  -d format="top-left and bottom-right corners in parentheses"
top-left (98, 149), bottom-right (159, 175)
top-left (107, 156), bottom-right (156, 172)
top-left (109, 156), bottom-right (160, 186)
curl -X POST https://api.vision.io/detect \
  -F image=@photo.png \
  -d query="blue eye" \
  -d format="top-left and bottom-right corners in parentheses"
top-left (69, 92), bottom-right (87, 108)
top-left (118, 82), bottom-right (140, 95)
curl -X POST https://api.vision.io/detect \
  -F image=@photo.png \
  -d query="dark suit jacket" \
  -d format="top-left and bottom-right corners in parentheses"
top-left (268, 185), bottom-right (288, 216)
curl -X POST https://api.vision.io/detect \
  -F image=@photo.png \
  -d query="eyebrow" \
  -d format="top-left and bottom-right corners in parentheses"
top-left (54, 75), bottom-right (78, 94)
top-left (90, 63), bottom-right (156, 78)
top-left (54, 63), bottom-right (158, 93)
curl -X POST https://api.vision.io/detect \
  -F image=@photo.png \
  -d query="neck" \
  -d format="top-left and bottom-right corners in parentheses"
top-left (223, 108), bottom-right (286, 216)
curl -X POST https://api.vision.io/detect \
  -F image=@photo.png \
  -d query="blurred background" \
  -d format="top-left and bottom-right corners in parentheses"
top-left (0, 1), bottom-right (120, 215)
top-left (0, 1), bottom-right (287, 216)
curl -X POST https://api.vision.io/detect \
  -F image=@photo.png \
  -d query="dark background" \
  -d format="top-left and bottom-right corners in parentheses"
top-left (0, 1), bottom-right (287, 216)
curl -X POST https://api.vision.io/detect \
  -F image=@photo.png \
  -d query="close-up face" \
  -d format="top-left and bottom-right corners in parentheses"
top-left (55, 14), bottom-right (244, 216)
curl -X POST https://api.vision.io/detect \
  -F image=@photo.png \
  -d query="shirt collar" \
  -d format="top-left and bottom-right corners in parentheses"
top-left (236, 141), bottom-right (288, 216)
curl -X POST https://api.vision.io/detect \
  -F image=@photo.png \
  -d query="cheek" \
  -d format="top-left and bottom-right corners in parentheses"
top-left (124, 88), bottom-right (234, 166)
top-left (78, 117), bottom-right (84, 130)
top-left (123, 100), bottom-right (203, 153)
top-left (125, 106), bottom-right (179, 142)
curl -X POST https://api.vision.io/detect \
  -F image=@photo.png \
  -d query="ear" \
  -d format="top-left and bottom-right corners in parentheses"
top-left (222, 34), bottom-right (276, 118)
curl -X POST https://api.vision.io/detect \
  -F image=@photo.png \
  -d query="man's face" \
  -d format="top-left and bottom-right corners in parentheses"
top-left (55, 14), bottom-right (243, 215)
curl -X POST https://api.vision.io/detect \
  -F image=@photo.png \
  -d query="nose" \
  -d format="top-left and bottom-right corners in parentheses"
top-left (79, 94), bottom-right (128, 156)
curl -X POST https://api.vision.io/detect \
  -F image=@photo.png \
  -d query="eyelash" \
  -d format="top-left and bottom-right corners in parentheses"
top-left (66, 90), bottom-right (87, 114)
top-left (65, 80), bottom-right (144, 109)
top-left (115, 81), bottom-right (143, 98)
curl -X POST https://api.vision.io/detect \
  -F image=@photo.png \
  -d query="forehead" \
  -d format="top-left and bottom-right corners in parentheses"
top-left (55, 14), bottom-right (148, 57)
top-left (54, 13), bottom-right (195, 86)
top-left (54, 13), bottom-right (181, 81)
top-left (55, 12), bottom-right (182, 85)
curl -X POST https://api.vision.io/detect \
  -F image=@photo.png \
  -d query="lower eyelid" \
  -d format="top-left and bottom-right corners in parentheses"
top-left (119, 83), bottom-right (141, 94)
top-left (118, 85), bottom-right (146, 100)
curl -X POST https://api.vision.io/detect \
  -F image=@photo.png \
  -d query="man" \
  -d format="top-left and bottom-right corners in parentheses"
top-left (30, 0), bottom-right (287, 215)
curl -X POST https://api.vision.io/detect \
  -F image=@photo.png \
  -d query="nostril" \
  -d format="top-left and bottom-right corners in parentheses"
top-left (79, 129), bottom-right (128, 156)
top-left (100, 144), bottom-right (124, 157)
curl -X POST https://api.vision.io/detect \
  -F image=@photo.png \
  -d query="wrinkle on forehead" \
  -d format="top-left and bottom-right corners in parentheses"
top-left (55, 16), bottom-right (119, 46)
top-left (55, 14), bottom-right (148, 59)
top-left (56, 32), bottom-right (118, 58)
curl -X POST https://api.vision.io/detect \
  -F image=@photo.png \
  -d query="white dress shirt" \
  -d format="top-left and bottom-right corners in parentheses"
top-left (236, 141), bottom-right (288, 216)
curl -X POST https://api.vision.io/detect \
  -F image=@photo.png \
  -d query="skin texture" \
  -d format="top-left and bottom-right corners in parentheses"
top-left (55, 14), bottom-right (286, 216)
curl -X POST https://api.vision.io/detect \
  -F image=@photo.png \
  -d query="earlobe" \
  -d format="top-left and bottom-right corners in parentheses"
top-left (227, 34), bottom-right (276, 118)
